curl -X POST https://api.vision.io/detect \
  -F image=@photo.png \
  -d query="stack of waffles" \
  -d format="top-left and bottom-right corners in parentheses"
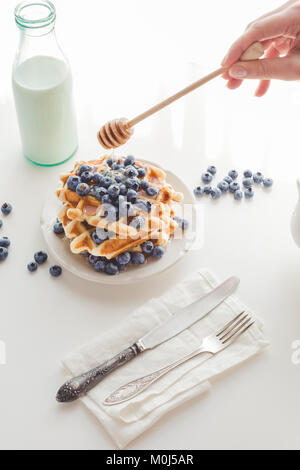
top-left (56, 155), bottom-right (184, 273)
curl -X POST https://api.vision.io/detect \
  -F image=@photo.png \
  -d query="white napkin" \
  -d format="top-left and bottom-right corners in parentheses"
top-left (62, 269), bottom-right (269, 448)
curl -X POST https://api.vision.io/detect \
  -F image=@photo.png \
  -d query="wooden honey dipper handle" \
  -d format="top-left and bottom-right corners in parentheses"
top-left (129, 42), bottom-right (264, 127)
top-left (97, 42), bottom-right (264, 149)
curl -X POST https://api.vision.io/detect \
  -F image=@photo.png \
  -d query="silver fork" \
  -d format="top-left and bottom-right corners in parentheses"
top-left (103, 311), bottom-right (254, 406)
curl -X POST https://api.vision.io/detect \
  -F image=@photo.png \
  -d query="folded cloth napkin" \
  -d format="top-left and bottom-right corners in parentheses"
top-left (62, 269), bottom-right (269, 448)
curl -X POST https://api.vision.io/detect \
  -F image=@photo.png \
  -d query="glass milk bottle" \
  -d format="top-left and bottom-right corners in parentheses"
top-left (12, 1), bottom-right (78, 166)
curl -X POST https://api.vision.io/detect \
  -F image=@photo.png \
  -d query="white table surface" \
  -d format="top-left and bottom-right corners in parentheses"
top-left (1, 0), bottom-right (300, 450)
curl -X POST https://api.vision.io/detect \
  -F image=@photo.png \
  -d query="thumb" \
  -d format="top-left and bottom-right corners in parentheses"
top-left (228, 53), bottom-right (300, 81)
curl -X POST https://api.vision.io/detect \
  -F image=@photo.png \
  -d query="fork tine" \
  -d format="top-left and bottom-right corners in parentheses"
top-left (222, 319), bottom-right (255, 344)
top-left (216, 311), bottom-right (245, 337)
top-left (218, 312), bottom-right (249, 342)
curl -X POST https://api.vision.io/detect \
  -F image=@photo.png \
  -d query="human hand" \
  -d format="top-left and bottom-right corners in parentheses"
top-left (222, 0), bottom-right (300, 96)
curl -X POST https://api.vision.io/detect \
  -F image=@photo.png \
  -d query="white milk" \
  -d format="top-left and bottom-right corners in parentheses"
top-left (12, 55), bottom-right (78, 166)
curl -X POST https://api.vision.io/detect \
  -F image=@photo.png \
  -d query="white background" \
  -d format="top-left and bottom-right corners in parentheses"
top-left (0, 0), bottom-right (300, 450)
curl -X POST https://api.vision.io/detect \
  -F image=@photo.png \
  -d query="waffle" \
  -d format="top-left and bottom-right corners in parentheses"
top-left (56, 155), bottom-right (183, 261)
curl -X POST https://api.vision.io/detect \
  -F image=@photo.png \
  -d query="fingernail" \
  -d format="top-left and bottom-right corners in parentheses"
top-left (229, 65), bottom-right (248, 79)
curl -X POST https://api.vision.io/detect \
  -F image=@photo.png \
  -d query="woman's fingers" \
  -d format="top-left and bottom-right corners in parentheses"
top-left (254, 44), bottom-right (280, 97)
top-left (227, 78), bottom-right (243, 89)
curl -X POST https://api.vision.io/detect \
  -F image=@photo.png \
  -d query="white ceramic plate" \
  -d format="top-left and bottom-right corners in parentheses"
top-left (41, 159), bottom-right (196, 284)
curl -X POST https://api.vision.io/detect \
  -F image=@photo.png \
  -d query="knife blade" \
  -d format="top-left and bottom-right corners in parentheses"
top-left (56, 276), bottom-right (239, 402)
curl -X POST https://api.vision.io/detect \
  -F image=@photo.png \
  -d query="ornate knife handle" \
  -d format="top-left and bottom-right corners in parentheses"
top-left (104, 346), bottom-right (210, 406)
top-left (56, 343), bottom-right (141, 403)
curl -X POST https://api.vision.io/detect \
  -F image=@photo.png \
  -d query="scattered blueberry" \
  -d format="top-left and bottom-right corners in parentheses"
top-left (112, 163), bottom-right (122, 171)
top-left (101, 194), bottom-right (113, 205)
top-left (243, 178), bottom-right (253, 188)
top-left (92, 186), bottom-right (107, 201)
top-left (101, 204), bottom-right (118, 222)
top-left (194, 186), bottom-right (204, 197)
top-left (80, 252), bottom-right (89, 257)
top-left (67, 175), bottom-right (81, 191)
top-left (243, 169), bottom-right (252, 178)
top-left (124, 155), bottom-right (135, 166)
top-left (81, 171), bottom-right (94, 183)
top-left (137, 168), bottom-right (146, 178)
top-left (141, 180), bottom-right (149, 191)
top-left (203, 186), bottom-right (212, 195)
top-left (207, 165), bottom-right (217, 175)
top-left (131, 216), bottom-right (145, 230)
top-left (119, 184), bottom-right (128, 196)
top-left (244, 187), bottom-right (254, 199)
top-left (0, 247), bottom-right (8, 261)
top-left (131, 252), bottom-right (146, 265)
top-left (49, 265), bottom-right (62, 277)
top-left (76, 183), bottom-right (90, 197)
top-left (78, 164), bottom-right (92, 175)
top-left (201, 172), bottom-right (213, 184)
top-left (91, 230), bottom-right (104, 245)
top-left (124, 165), bottom-right (138, 178)
top-left (88, 254), bottom-right (99, 265)
top-left (94, 259), bottom-right (107, 272)
top-left (253, 172), bottom-right (263, 184)
top-left (127, 189), bottom-right (137, 203)
top-left (107, 184), bottom-right (120, 198)
top-left (146, 186), bottom-right (158, 198)
top-left (0, 237), bottom-right (10, 248)
top-left (152, 246), bottom-right (165, 259)
top-left (105, 262), bottom-right (119, 275)
top-left (27, 262), bottom-right (38, 272)
top-left (1, 203), bottom-right (12, 215)
top-left (263, 178), bottom-right (273, 188)
top-left (106, 158), bottom-right (114, 168)
top-left (173, 216), bottom-right (189, 230)
top-left (211, 188), bottom-right (222, 199)
top-left (53, 222), bottom-right (64, 235)
top-left (234, 190), bottom-right (243, 200)
top-left (217, 181), bottom-right (229, 192)
top-left (0, 220), bottom-right (3, 229)
top-left (117, 252), bottom-right (131, 265)
top-left (102, 176), bottom-right (113, 188)
top-left (92, 172), bottom-right (102, 185)
top-left (228, 170), bottom-right (238, 180)
top-left (134, 199), bottom-right (150, 213)
top-left (229, 182), bottom-right (240, 193)
top-left (223, 176), bottom-right (233, 185)
top-left (34, 251), bottom-right (48, 265)
top-left (141, 241), bottom-right (154, 255)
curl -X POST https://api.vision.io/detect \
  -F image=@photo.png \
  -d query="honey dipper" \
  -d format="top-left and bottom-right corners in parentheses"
top-left (97, 42), bottom-right (264, 149)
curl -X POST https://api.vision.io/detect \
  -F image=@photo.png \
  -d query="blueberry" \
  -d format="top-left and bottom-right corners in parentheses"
top-left (118, 263), bottom-right (127, 272)
top-left (146, 186), bottom-right (158, 198)
top-left (53, 222), bottom-right (64, 235)
top-left (127, 189), bottom-right (137, 203)
top-left (243, 178), bottom-right (253, 188)
top-left (228, 170), bottom-right (238, 180)
top-left (141, 180), bottom-right (149, 191)
top-left (207, 165), bottom-right (217, 175)
top-left (131, 216), bottom-right (145, 230)
top-left (27, 262), bottom-right (38, 272)
top-left (125, 178), bottom-right (136, 189)
top-left (203, 186), bottom-right (212, 195)
top-left (101, 204), bottom-right (118, 222)
top-left (0, 220), bottom-right (2, 229)
top-left (131, 178), bottom-right (140, 192)
top-left (106, 158), bottom-right (115, 168)
top-left (124, 165), bottom-right (138, 178)
top-left (112, 163), bottom-right (122, 171)
top-left (88, 254), bottom-right (99, 265)
top-left (263, 178), bottom-right (273, 188)
top-left (194, 186), bottom-right (204, 197)
top-left (49, 265), bottom-right (62, 277)
top-left (234, 190), bottom-right (243, 200)
top-left (244, 187), bottom-right (254, 198)
top-left (119, 201), bottom-right (133, 217)
top-left (92, 173), bottom-right (102, 185)
top-left (217, 181), bottom-right (229, 192)
top-left (1, 202), bottom-right (13, 215)
top-left (81, 171), bottom-right (94, 183)
top-left (152, 246), bottom-right (165, 259)
top-left (131, 252), bottom-right (146, 265)
top-left (76, 183), bottom-right (90, 197)
top-left (115, 174), bottom-right (124, 183)
top-left (243, 169), bottom-right (252, 178)
top-left (137, 167), bottom-right (146, 178)
top-left (119, 184), bottom-right (128, 196)
top-left (91, 230), bottom-right (104, 245)
top-left (117, 251), bottom-right (131, 265)
top-left (0, 237), bottom-right (10, 248)
top-left (201, 172), bottom-right (213, 184)
top-left (124, 155), bottom-right (135, 166)
top-left (94, 259), bottom-right (107, 272)
top-left (96, 227), bottom-right (110, 241)
top-left (173, 216), bottom-right (189, 230)
top-left (223, 176), bottom-right (233, 185)
top-left (141, 241), bottom-right (154, 254)
top-left (211, 188), bottom-right (222, 199)
top-left (92, 186), bottom-right (107, 201)
top-left (102, 176), bottom-right (113, 188)
top-left (0, 247), bottom-right (8, 261)
top-left (134, 199), bottom-right (149, 213)
top-left (78, 164), bottom-right (92, 175)
top-left (253, 172), bottom-right (263, 184)
top-left (67, 176), bottom-right (81, 191)
top-left (105, 262), bottom-right (119, 275)
top-left (80, 252), bottom-right (89, 257)
top-left (101, 194), bottom-right (112, 205)
top-left (229, 182), bottom-right (240, 193)
top-left (107, 184), bottom-right (120, 198)
top-left (34, 251), bottom-right (48, 265)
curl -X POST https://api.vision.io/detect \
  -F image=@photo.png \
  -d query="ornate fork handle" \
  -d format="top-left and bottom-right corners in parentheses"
top-left (104, 345), bottom-right (211, 405)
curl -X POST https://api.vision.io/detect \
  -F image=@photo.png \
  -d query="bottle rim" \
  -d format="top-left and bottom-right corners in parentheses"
top-left (15, 1), bottom-right (56, 29)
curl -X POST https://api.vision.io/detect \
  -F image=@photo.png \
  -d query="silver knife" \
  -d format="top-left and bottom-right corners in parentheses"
top-left (56, 276), bottom-right (239, 402)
